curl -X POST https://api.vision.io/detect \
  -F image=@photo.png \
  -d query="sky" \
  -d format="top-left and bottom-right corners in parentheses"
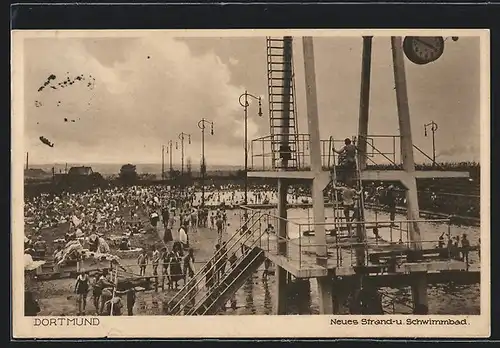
top-left (22, 33), bottom-right (482, 167)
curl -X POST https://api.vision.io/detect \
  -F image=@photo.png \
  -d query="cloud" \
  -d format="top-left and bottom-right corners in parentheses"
top-left (24, 35), bottom-right (261, 164)
top-left (229, 57), bottom-right (239, 66)
top-left (437, 143), bottom-right (479, 161)
top-left (23, 34), bottom-right (481, 166)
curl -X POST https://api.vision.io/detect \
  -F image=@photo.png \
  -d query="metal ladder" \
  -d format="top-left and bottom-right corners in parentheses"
top-left (352, 138), bottom-right (367, 245)
top-left (328, 136), bottom-right (343, 266)
top-left (266, 36), bottom-right (300, 170)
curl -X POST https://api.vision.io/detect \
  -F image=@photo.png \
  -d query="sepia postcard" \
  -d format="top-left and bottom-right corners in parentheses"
top-left (11, 29), bottom-right (490, 339)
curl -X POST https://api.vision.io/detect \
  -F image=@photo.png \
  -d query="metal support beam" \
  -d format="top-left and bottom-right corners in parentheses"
top-left (357, 36), bottom-right (373, 171)
top-left (275, 179), bottom-right (289, 315)
top-left (359, 170), bottom-right (469, 183)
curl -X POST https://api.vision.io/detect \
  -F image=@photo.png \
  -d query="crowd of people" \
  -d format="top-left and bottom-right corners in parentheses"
top-left (24, 152), bottom-right (479, 316)
top-left (24, 183), bottom-right (251, 316)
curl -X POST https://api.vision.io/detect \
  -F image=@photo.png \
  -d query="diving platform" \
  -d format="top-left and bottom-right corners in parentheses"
top-left (167, 35), bottom-right (480, 316)
top-left (235, 226), bottom-right (474, 280)
top-left (248, 169), bottom-right (470, 181)
top-left (234, 206), bottom-right (479, 290)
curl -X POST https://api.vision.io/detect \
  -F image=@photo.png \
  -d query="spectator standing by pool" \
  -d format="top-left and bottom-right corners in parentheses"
top-left (152, 246), bottom-right (160, 276)
top-left (138, 250), bottom-right (149, 276)
top-left (385, 185), bottom-right (398, 226)
top-left (461, 234), bottom-right (470, 267)
top-left (74, 270), bottom-right (90, 315)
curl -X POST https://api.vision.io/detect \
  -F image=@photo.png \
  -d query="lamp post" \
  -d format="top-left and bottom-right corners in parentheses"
top-left (161, 145), bottom-right (165, 180)
top-left (165, 140), bottom-right (174, 177)
top-left (198, 118), bottom-right (214, 206)
top-left (424, 121), bottom-right (438, 166)
top-left (239, 91), bottom-right (263, 205)
top-left (177, 132), bottom-right (191, 175)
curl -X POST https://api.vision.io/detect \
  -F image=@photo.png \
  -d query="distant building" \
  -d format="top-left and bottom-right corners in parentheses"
top-left (68, 166), bottom-right (94, 176)
top-left (24, 168), bottom-right (49, 178)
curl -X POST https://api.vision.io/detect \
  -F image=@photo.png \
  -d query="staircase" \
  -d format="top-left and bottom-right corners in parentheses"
top-left (266, 36), bottom-right (300, 170)
top-left (166, 210), bottom-right (268, 315)
top-left (189, 247), bottom-right (265, 315)
top-left (380, 289), bottom-right (414, 314)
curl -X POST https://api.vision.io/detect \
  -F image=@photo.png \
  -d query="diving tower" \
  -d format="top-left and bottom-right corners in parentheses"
top-left (247, 36), bottom-right (473, 315)
top-left (165, 36), bottom-right (478, 317)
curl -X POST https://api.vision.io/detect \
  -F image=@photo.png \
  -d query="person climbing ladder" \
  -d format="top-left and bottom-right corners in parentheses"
top-left (333, 138), bottom-right (357, 184)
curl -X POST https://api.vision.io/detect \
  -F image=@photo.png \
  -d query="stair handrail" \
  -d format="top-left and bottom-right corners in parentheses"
top-left (362, 141), bottom-right (398, 166)
top-left (186, 242), bottom-right (263, 315)
top-left (177, 212), bottom-right (267, 315)
top-left (168, 211), bottom-right (264, 314)
top-left (190, 215), bottom-right (271, 315)
top-left (354, 148), bottom-right (368, 244)
top-left (412, 144), bottom-right (444, 169)
top-left (199, 249), bottom-right (265, 315)
top-left (328, 136), bottom-right (334, 169)
top-left (168, 210), bottom-right (261, 309)
top-left (166, 210), bottom-right (260, 309)
top-left (379, 290), bottom-right (414, 312)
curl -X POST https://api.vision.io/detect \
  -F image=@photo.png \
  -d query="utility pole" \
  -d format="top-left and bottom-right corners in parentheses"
top-left (424, 121), bottom-right (438, 166)
top-left (198, 118), bottom-right (214, 206)
top-left (238, 91), bottom-right (263, 205)
top-left (166, 140), bottom-right (174, 175)
top-left (161, 145), bottom-right (165, 180)
top-left (25, 152), bottom-right (29, 171)
top-left (178, 132), bottom-right (191, 176)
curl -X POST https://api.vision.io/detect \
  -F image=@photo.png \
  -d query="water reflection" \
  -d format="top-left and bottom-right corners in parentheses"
top-left (262, 278), bottom-right (272, 315)
top-left (135, 205), bottom-right (480, 316)
top-left (244, 276), bottom-right (256, 314)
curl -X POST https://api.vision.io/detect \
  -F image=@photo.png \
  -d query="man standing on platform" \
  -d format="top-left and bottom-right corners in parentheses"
top-left (333, 138), bottom-right (357, 183)
top-left (335, 183), bottom-right (362, 237)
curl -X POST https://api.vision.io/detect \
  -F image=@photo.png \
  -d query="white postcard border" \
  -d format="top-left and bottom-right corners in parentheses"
top-left (11, 28), bottom-right (491, 338)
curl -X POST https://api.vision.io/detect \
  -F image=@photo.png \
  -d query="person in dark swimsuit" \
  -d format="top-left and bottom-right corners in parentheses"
top-left (183, 248), bottom-right (195, 284)
top-left (75, 271), bottom-right (90, 315)
top-left (168, 244), bottom-right (183, 289)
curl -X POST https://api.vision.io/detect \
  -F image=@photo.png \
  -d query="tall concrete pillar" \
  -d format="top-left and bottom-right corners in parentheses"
top-left (390, 36), bottom-right (428, 314)
top-left (332, 278), bottom-right (351, 314)
top-left (302, 36), bottom-right (334, 315)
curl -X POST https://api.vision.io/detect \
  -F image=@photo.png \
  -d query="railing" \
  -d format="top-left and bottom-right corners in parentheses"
top-left (166, 210), bottom-right (265, 315)
top-left (238, 206), bottom-right (475, 271)
top-left (182, 215), bottom-right (268, 315)
top-left (250, 133), bottom-right (352, 171)
top-left (250, 134), bottom-right (443, 171)
top-left (188, 229), bottom-right (267, 315)
top-left (380, 289), bottom-right (414, 314)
